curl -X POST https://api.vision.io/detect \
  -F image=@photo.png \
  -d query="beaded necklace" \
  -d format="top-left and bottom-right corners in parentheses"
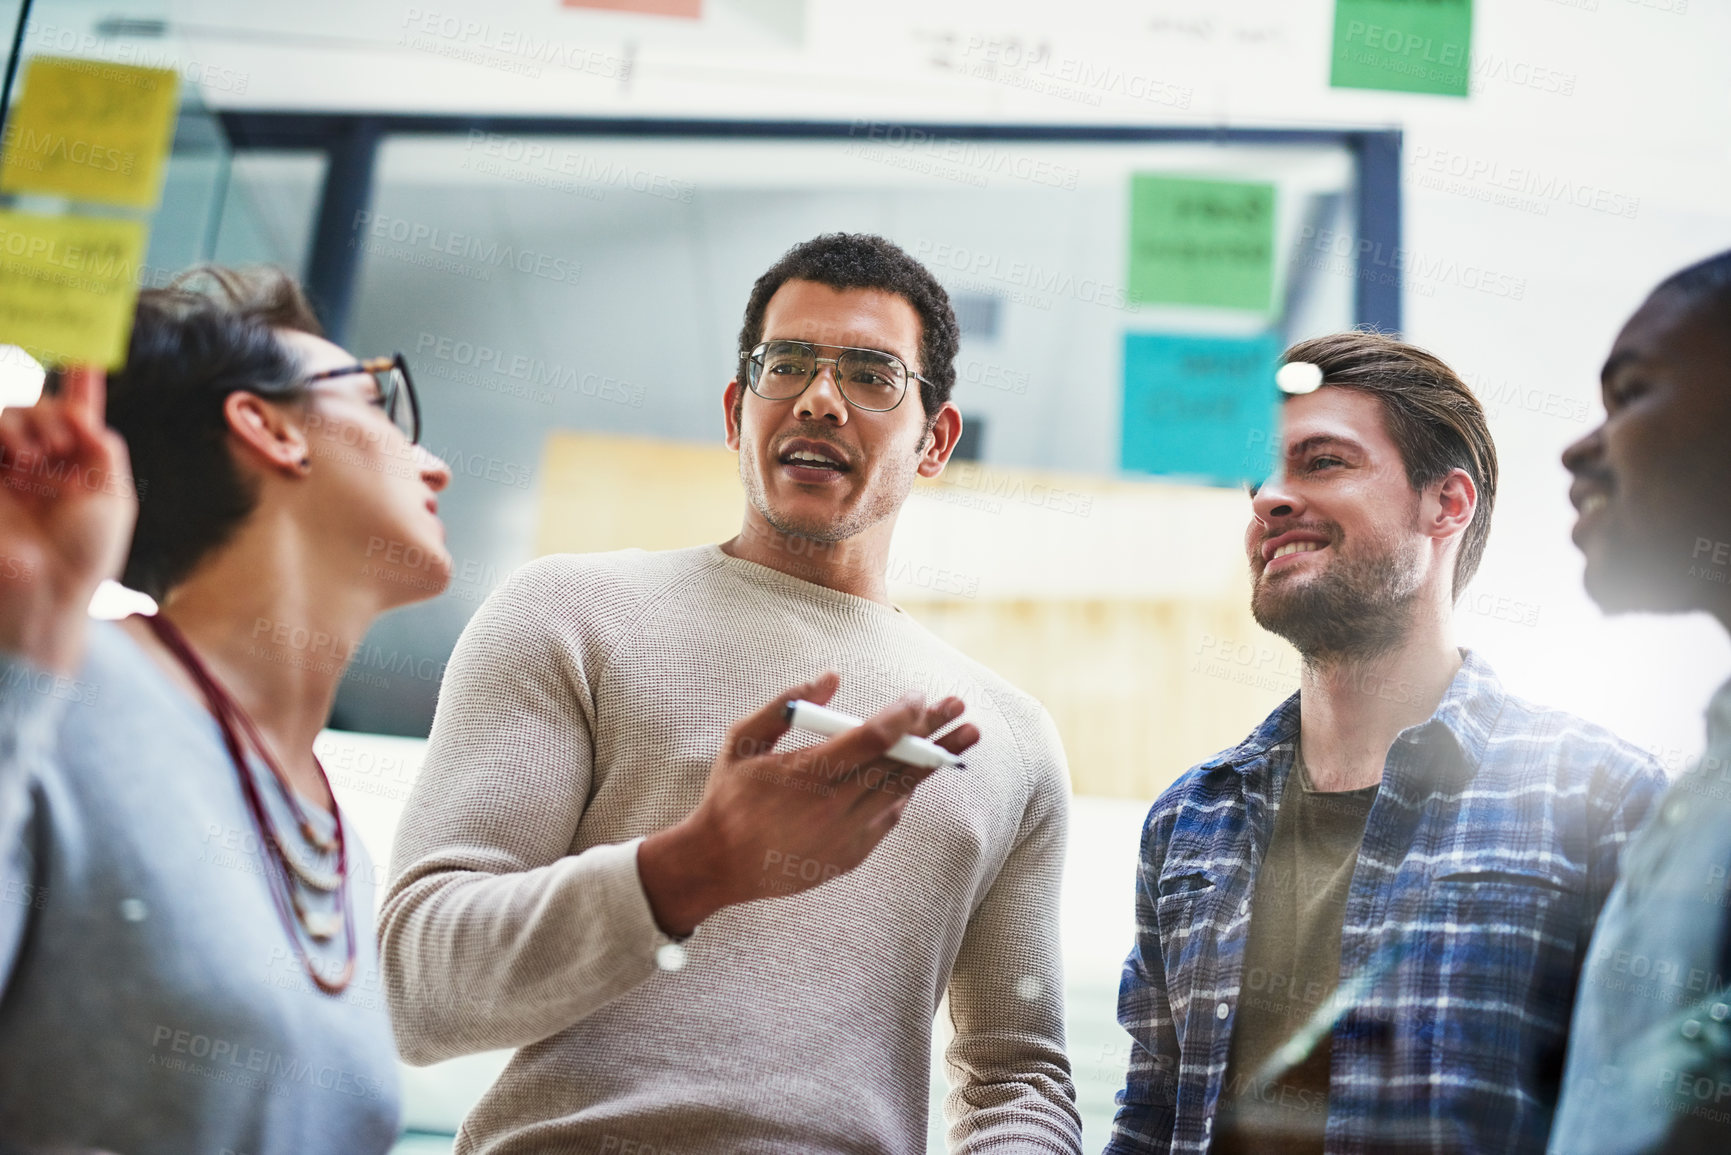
top-left (145, 613), bottom-right (355, 994)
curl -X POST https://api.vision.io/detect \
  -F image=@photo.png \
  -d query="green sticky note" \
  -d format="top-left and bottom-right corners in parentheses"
top-left (0, 56), bottom-right (181, 208)
top-left (1331, 0), bottom-right (1472, 98)
top-left (0, 211), bottom-right (146, 368)
top-left (1128, 176), bottom-right (1275, 312)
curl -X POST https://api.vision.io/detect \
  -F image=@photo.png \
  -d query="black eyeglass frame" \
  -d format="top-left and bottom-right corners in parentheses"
top-left (740, 340), bottom-right (933, 414)
top-left (297, 352), bottom-right (421, 444)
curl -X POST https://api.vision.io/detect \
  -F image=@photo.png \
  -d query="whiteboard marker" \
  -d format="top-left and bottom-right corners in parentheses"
top-left (784, 700), bottom-right (964, 770)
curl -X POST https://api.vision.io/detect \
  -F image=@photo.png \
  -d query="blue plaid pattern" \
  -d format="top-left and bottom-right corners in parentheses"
top-left (1107, 652), bottom-right (1666, 1155)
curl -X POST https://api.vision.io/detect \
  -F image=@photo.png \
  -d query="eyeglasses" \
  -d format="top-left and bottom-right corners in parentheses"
top-left (742, 340), bottom-right (930, 413)
top-left (298, 352), bottom-right (420, 444)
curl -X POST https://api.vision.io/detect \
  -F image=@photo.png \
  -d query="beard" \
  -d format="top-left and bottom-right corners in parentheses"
top-left (1251, 525), bottom-right (1424, 663)
top-left (736, 423), bottom-right (921, 545)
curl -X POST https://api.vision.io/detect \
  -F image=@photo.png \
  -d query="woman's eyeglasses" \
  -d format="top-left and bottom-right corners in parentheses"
top-left (298, 353), bottom-right (420, 444)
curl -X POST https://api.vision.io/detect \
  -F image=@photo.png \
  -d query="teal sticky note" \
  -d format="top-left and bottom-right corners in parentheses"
top-left (1331, 0), bottom-right (1472, 98)
top-left (1128, 175), bottom-right (1276, 312)
top-left (1121, 332), bottom-right (1283, 487)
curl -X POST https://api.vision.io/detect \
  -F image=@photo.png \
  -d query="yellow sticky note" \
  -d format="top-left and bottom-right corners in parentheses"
top-left (0, 211), bottom-right (146, 368)
top-left (0, 56), bottom-right (179, 209)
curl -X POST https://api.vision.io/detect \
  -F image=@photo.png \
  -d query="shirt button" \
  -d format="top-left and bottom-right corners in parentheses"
top-left (1216, 1001), bottom-right (1230, 1020)
top-left (1682, 1019), bottom-right (1702, 1040)
top-left (1204, 1116), bottom-right (1213, 1134)
top-left (1239, 900), bottom-right (1249, 915)
top-left (1712, 1004), bottom-right (1730, 1022)
top-left (1665, 798), bottom-right (1689, 824)
top-left (655, 943), bottom-right (688, 972)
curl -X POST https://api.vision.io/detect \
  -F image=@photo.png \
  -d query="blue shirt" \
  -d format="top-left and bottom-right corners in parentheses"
top-left (1550, 676), bottom-right (1731, 1154)
top-left (1108, 652), bottom-right (1665, 1155)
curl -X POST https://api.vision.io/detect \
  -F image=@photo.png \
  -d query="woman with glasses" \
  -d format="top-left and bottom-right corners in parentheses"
top-left (0, 266), bottom-right (449, 1154)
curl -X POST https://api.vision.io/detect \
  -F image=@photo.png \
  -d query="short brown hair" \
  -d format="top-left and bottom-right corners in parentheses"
top-left (106, 265), bottom-right (324, 599)
top-left (1281, 330), bottom-right (1498, 599)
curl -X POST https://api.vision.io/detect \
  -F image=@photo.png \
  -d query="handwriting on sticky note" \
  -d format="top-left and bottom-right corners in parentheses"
top-left (0, 211), bottom-right (146, 368)
top-left (1121, 331), bottom-right (1283, 487)
top-left (0, 56), bottom-right (179, 208)
top-left (1128, 175), bottom-right (1276, 312)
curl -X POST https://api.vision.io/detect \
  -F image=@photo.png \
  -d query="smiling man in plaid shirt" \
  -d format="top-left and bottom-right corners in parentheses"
top-left (1107, 332), bottom-right (1666, 1155)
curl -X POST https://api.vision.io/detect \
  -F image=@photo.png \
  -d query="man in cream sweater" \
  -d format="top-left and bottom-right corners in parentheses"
top-left (381, 233), bottom-right (1083, 1154)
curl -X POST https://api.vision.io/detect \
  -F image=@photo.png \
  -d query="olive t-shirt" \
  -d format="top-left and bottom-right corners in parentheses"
top-left (1211, 747), bottom-right (1379, 1155)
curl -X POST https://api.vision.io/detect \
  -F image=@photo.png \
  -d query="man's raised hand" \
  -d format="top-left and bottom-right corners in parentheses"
top-left (637, 673), bottom-right (980, 937)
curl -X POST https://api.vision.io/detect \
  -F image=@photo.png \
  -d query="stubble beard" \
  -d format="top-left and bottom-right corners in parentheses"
top-left (738, 427), bottom-right (920, 545)
top-left (1251, 529), bottom-right (1424, 666)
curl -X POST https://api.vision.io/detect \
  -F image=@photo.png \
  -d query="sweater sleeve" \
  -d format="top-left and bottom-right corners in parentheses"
top-left (941, 702), bottom-right (1083, 1154)
top-left (378, 560), bottom-right (664, 1065)
top-left (0, 653), bottom-right (70, 995)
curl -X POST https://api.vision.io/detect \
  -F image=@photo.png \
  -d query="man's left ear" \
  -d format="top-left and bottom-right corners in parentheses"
top-left (917, 402), bottom-right (964, 479)
top-left (1429, 468), bottom-right (1478, 541)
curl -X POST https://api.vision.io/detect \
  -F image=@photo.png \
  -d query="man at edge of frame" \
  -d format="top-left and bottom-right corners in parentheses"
top-left (1107, 330), bottom-right (1666, 1155)
top-left (1550, 249), bottom-right (1731, 1155)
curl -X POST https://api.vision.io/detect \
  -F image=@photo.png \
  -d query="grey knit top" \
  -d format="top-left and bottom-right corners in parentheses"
top-left (0, 621), bottom-right (400, 1154)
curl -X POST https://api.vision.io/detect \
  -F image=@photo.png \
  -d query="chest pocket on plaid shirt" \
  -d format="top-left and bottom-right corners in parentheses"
top-left (1153, 869), bottom-right (1226, 1011)
top-left (1412, 868), bottom-right (1580, 1068)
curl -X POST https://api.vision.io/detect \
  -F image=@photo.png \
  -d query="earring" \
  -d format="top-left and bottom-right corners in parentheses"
top-left (298, 457), bottom-right (311, 473)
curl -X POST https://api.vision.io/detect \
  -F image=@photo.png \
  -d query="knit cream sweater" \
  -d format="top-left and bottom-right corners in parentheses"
top-left (381, 545), bottom-right (1082, 1154)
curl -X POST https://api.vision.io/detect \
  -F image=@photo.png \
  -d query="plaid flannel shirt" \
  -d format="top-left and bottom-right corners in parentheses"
top-left (1107, 652), bottom-right (1666, 1155)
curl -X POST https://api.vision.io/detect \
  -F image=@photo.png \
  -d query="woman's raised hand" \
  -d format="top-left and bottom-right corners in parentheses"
top-left (0, 366), bottom-right (137, 674)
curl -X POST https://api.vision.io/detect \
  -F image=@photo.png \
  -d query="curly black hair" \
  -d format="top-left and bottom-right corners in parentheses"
top-left (735, 233), bottom-right (959, 423)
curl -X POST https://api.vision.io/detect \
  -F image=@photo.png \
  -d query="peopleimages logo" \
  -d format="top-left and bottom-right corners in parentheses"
top-left (26, 26), bottom-right (251, 93)
top-left (845, 122), bottom-right (1081, 191)
top-left (398, 9), bottom-right (629, 80)
top-left (0, 125), bottom-right (133, 174)
top-left (0, 225), bottom-right (138, 281)
top-left (1296, 226), bottom-right (1527, 301)
top-left (909, 239), bottom-right (1127, 311)
top-left (0, 660), bottom-right (100, 706)
top-left (351, 212), bottom-right (582, 285)
top-left (149, 1025), bottom-right (387, 1100)
top-left (460, 132), bottom-right (695, 203)
top-left (414, 332), bottom-right (647, 408)
top-left (955, 36), bottom-right (1193, 110)
top-left (1409, 146), bottom-right (1640, 220)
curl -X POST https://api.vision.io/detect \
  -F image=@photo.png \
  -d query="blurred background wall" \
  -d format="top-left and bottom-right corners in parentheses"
top-left (6, 0), bottom-right (1724, 796)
